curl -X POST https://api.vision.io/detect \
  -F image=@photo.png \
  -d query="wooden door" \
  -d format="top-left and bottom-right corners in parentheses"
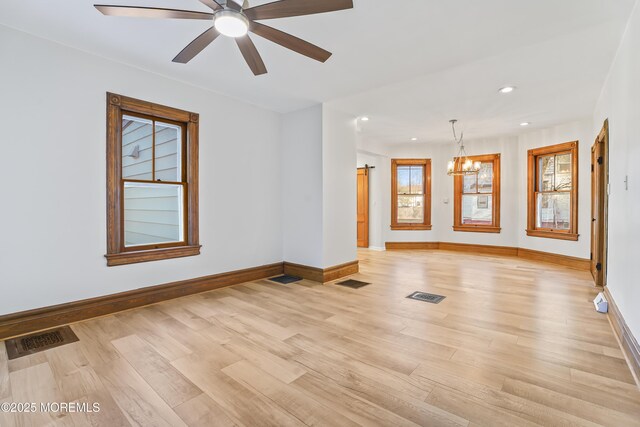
top-left (591, 120), bottom-right (609, 286)
top-left (357, 168), bottom-right (369, 248)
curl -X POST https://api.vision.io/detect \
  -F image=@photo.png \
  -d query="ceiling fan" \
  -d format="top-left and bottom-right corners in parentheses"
top-left (94, 0), bottom-right (354, 75)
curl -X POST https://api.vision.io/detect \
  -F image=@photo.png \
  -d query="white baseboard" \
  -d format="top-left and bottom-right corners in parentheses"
top-left (366, 246), bottom-right (386, 252)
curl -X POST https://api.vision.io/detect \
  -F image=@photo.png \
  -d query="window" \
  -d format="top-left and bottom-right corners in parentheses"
top-left (105, 93), bottom-right (200, 266)
top-left (453, 153), bottom-right (500, 233)
top-left (527, 141), bottom-right (578, 240)
top-left (391, 159), bottom-right (431, 230)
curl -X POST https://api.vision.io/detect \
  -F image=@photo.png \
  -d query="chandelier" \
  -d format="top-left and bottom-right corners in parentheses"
top-left (446, 119), bottom-right (481, 176)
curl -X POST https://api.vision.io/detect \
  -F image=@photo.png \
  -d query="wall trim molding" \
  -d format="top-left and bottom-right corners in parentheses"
top-left (0, 262), bottom-right (284, 341)
top-left (284, 260), bottom-right (359, 283)
top-left (604, 287), bottom-right (640, 388)
top-left (516, 248), bottom-right (590, 270)
top-left (439, 242), bottom-right (517, 256)
top-left (385, 242), bottom-right (439, 250)
top-left (385, 241), bottom-right (590, 270)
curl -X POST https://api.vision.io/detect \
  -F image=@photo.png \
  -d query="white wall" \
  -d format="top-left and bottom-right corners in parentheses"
top-left (517, 120), bottom-right (593, 258)
top-left (358, 125), bottom-right (591, 259)
top-left (373, 143), bottom-right (439, 244)
top-left (322, 105), bottom-right (357, 267)
top-left (0, 25), bottom-right (283, 315)
top-left (438, 136), bottom-right (520, 248)
top-left (281, 105), bottom-right (324, 267)
top-left (594, 0), bottom-right (640, 340)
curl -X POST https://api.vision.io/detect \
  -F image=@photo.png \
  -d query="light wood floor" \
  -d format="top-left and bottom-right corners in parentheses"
top-left (2, 249), bottom-right (640, 426)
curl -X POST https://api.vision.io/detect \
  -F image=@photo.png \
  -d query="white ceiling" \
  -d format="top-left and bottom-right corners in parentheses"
top-left (0, 0), bottom-right (635, 142)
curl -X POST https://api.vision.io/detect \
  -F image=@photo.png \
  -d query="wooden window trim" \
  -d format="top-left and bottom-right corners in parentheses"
top-left (391, 159), bottom-right (432, 230)
top-left (105, 93), bottom-right (200, 266)
top-left (526, 141), bottom-right (579, 241)
top-left (453, 153), bottom-right (501, 233)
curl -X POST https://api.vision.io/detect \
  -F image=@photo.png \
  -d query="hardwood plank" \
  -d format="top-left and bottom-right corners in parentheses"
top-left (0, 344), bottom-right (11, 399)
top-left (206, 313), bottom-right (303, 359)
top-left (222, 360), bottom-right (361, 426)
top-left (157, 301), bottom-right (213, 331)
top-left (571, 368), bottom-right (640, 401)
top-left (502, 377), bottom-right (640, 426)
top-left (291, 349), bottom-right (465, 425)
top-left (94, 357), bottom-right (188, 426)
top-left (66, 389), bottom-right (131, 427)
top-left (426, 386), bottom-right (541, 427)
top-left (71, 316), bottom-right (132, 367)
top-left (111, 334), bottom-right (202, 408)
top-left (8, 362), bottom-right (69, 426)
top-left (45, 341), bottom-right (103, 402)
top-left (174, 393), bottom-right (238, 427)
top-left (490, 339), bottom-right (635, 384)
top-left (172, 352), bottom-right (305, 426)
top-left (7, 351), bottom-right (47, 373)
top-left (292, 370), bottom-right (421, 427)
top-left (412, 358), bottom-right (507, 391)
top-left (115, 310), bottom-right (193, 361)
top-left (221, 336), bottom-right (306, 384)
top-left (0, 398), bottom-right (17, 427)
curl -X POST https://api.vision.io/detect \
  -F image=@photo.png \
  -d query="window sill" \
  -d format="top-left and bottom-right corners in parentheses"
top-left (391, 225), bottom-right (432, 231)
top-left (526, 229), bottom-right (579, 241)
top-left (453, 225), bottom-right (501, 233)
top-left (105, 245), bottom-right (201, 267)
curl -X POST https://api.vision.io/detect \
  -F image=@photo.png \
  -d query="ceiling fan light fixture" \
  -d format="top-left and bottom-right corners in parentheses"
top-left (214, 10), bottom-right (249, 38)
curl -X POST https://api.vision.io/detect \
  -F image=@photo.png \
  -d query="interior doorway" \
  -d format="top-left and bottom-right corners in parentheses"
top-left (591, 119), bottom-right (609, 287)
top-left (357, 167), bottom-right (369, 248)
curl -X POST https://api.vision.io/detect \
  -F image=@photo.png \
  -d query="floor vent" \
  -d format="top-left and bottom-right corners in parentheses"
top-left (5, 326), bottom-right (79, 360)
top-left (406, 291), bottom-right (446, 304)
top-left (269, 275), bottom-right (303, 284)
top-left (336, 279), bottom-right (370, 289)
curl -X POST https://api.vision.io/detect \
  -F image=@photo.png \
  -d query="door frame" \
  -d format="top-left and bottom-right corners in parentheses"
top-left (357, 167), bottom-right (370, 248)
top-left (591, 119), bottom-right (609, 287)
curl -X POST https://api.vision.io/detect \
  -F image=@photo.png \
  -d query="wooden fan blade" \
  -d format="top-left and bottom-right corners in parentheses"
top-left (94, 5), bottom-right (213, 20)
top-left (244, 0), bottom-right (353, 20)
top-left (173, 27), bottom-right (220, 64)
top-left (226, 0), bottom-right (242, 11)
top-left (235, 35), bottom-right (267, 75)
top-left (250, 22), bottom-right (331, 62)
top-left (197, 0), bottom-right (223, 11)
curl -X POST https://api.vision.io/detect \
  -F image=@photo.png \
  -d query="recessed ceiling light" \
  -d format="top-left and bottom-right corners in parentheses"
top-left (498, 86), bottom-right (516, 94)
top-left (360, 116), bottom-right (370, 122)
top-left (520, 122), bottom-right (531, 126)
top-left (411, 137), bottom-right (418, 141)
